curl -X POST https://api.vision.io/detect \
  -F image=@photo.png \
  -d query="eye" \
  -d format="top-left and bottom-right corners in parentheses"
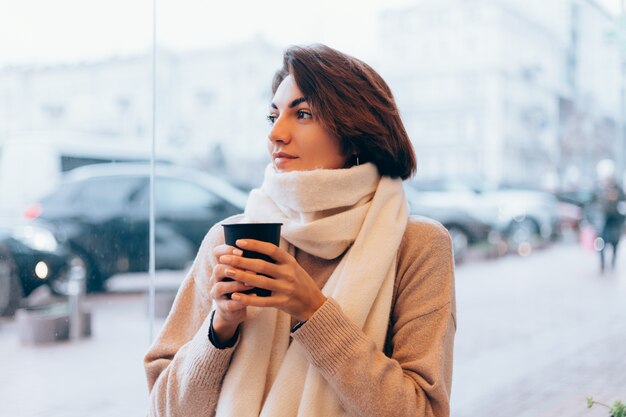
top-left (266, 114), bottom-right (277, 125)
top-left (297, 110), bottom-right (312, 120)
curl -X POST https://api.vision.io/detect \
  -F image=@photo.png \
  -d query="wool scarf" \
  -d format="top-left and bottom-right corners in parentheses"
top-left (215, 163), bottom-right (408, 417)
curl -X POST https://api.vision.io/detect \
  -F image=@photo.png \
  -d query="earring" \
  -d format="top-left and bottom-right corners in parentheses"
top-left (356, 156), bottom-right (360, 166)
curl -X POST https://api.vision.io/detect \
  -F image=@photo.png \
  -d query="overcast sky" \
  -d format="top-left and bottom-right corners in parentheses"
top-left (0, 0), bottom-right (622, 67)
top-left (0, 0), bottom-right (414, 66)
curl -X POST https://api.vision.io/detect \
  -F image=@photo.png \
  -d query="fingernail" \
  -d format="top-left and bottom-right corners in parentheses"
top-left (231, 293), bottom-right (241, 301)
top-left (225, 268), bottom-right (236, 277)
top-left (232, 248), bottom-right (243, 256)
top-left (236, 239), bottom-right (248, 247)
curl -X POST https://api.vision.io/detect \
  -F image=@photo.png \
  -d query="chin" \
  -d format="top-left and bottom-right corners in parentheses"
top-left (273, 159), bottom-right (301, 172)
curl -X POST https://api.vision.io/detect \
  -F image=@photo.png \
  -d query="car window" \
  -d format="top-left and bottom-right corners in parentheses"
top-left (155, 177), bottom-right (223, 211)
top-left (40, 181), bottom-right (85, 205)
top-left (76, 176), bottom-right (145, 206)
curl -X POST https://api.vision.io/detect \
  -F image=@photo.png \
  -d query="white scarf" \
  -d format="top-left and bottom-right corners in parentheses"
top-left (215, 163), bottom-right (408, 417)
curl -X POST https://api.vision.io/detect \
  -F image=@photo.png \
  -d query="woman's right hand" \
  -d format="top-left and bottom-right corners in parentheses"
top-left (209, 244), bottom-right (255, 345)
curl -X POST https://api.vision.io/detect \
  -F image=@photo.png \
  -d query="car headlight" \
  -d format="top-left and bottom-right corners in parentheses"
top-left (11, 225), bottom-right (58, 252)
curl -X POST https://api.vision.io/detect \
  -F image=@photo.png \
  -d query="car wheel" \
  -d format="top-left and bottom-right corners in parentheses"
top-left (0, 255), bottom-right (23, 317)
top-left (447, 226), bottom-right (470, 265)
top-left (49, 250), bottom-right (103, 296)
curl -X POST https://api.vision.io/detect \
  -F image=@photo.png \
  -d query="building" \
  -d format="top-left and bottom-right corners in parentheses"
top-left (0, 38), bottom-right (281, 189)
top-left (1, 4), bottom-right (622, 190)
top-left (377, 0), bottom-right (621, 188)
top-left (560, 0), bottom-right (623, 186)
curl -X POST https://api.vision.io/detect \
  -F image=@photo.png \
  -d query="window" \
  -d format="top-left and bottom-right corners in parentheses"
top-left (1, 2), bottom-right (624, 416)
top-left (76, 176), bottom-right (145, 206)
top-left (154, 177), bottom-right (222, 211)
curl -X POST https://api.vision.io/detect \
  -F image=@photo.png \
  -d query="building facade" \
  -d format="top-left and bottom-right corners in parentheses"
top-left (0, 38), bottom-right (281, 188)
top-left (1, 2), bottom-right (622, 190)
top-left (377, 0), bottom-right (621, 188)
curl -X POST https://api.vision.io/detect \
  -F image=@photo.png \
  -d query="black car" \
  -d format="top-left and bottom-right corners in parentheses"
top-left (12, 162), bottom-right (248, 295)
top-left (0, 226), bottom-right (24, 316)
top-left (1, 222), bottom-right (69, 299)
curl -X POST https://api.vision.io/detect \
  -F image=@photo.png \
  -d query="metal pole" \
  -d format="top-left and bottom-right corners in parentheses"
top-left (148, 0), bottom-right (157, 344)
top-left (621, 0), bottom-right (626, 186)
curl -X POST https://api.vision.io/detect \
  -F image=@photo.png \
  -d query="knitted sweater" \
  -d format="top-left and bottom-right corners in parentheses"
top-left (144, 216), bottom-right (456, 417)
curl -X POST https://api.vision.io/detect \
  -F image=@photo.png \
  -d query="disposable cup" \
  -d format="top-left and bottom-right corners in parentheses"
top-left (222, 223), bottom-right (282, 297)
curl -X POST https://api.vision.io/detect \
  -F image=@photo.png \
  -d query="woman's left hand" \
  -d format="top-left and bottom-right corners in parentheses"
top-left (218, 239), bottom-right (327, 322)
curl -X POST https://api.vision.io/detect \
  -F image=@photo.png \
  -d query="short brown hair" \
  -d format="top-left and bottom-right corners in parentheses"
top-left (272, 44), bottom-right (416, 180)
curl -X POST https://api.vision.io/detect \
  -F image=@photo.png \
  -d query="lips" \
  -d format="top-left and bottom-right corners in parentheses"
top-left (272, 151), bottom-right (298, 169)
top-left (272, 151), bottom-right (297, 159)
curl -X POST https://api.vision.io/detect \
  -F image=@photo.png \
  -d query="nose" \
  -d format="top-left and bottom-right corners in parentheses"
top-left (268, 115), bottom-right (291, 144)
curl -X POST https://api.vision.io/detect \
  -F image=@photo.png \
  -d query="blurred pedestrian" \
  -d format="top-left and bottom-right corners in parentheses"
top-left (588, 159), bottom-right (626, 273)
top-left (144, 44), bottom-right (456, 417)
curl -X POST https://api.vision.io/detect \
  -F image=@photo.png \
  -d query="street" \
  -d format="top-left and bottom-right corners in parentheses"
top-left (0, 242), bottom-right (624, 417)
top-left (452, 242), bottom-right (626, 417)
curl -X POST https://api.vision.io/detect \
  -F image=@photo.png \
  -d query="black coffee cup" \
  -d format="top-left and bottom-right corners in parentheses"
top-left (222, 223), bottom-right (282, 297)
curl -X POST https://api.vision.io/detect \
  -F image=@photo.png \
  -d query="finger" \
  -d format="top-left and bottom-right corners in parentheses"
top-left (214, 280), bottom-right (255, 297)
top-left (214, 264), bottom-right (257, 283)
top-left (216, 298), bottom-right (247, 312)
top-left (224, 268), bottom-right (283, 292)
top-left (236, 239), bottom-right (291, 263)
top-left (219, 255), bottom-right (281, 277)
top-left (213, 264), bottom-right (236, 282)
top-left (210, 275), bottom-right (251, 299)
top-left (212, 244), bottom-right (244, 258)
top-left (210, 245), bottom-right (243, 275)
top-left (231, 292), bottom-right (278, 308)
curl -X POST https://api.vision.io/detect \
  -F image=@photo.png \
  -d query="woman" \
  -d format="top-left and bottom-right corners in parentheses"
top-left (145, 44), bottom-right (456, 417)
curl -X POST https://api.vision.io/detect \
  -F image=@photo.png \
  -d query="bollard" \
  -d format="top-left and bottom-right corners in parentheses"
top-left (67, 258), bottom-right (86, 340)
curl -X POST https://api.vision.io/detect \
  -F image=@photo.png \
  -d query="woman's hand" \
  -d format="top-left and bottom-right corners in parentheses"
top-left (219, 239), bottom-right (327, 322)
top-left (209, 244), bottom-right (255, 344)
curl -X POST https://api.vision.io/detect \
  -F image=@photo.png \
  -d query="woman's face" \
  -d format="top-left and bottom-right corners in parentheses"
top-left (267, 75), bottom-right (347, 172)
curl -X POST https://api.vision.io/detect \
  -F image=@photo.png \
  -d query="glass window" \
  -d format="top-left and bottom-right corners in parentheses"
top-left (39, 181), bottom-right (85, 205)
top-left (76, 176), bottom-right (145, 206)
top-left (2, 1), bottom-right (625, 416)
top-left (154, 177), bottom-right (221, 211)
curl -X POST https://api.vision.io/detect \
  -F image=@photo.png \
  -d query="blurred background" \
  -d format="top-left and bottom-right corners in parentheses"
top-left (0, 0), bottom-right (625, 416)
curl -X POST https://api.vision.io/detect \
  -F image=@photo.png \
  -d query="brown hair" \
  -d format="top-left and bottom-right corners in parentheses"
top-left (272, 44), bottom-right (416, 180)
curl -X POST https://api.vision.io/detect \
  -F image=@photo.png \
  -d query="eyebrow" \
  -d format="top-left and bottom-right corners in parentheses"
top-left (270, 97), bottom-right (307, 109)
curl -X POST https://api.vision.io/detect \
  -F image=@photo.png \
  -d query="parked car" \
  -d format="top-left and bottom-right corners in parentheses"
top-left (477, 184), bottom-right (560, 248)
top-left (0, 222), bottom-right (68, 299)
top-left (0, 226), bottom-right (23, 316)
top-left (405, 180), bottom-right (560, 253)
top-left (11, 162), bottom-right (248, 296)
top-left (0, 130), bottom-right (174, 220)
top-left (403, 184), bottom-right (499, 263)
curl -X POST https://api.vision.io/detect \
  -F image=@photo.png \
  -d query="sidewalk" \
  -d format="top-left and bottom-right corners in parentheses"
top-left (0, 273), bottom-right (182, 417)
top-left (451, 242), bottom-right (626, 417)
